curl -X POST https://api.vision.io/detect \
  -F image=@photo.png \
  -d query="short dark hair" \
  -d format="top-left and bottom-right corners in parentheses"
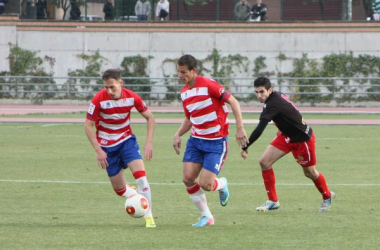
top-left (178, 54), bottom-right (197, 71)
top-left (102, 69), bottom-right (121, 81)
top-left (254, 76), bottom-right (272, 90)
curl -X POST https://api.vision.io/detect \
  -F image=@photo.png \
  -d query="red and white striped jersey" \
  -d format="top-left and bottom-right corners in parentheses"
top-left (181, 75), bottom-right (231, 140)
top-left (86, 88), bottom-right (148, 147)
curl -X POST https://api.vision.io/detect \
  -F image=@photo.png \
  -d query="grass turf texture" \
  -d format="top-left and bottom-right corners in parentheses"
top-left (0, 112), bottom-right (379, 120)
top-left (0, 123), bottom-right (379, 249)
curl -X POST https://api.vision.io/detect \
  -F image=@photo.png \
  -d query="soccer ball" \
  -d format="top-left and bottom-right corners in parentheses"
top-left (125, 194), bottom-right (149, 218)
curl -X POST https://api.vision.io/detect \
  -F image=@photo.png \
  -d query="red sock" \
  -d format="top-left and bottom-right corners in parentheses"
top-left (133, 170), bottom-right (146, 179)
top-left (313, 172), bottom-right (330, 200)
top-left (114, 186), bottom-right (126, 196)
top-left (187, 183), bottom-right (201, 194)
top-left (262, 168), bottom-right (278, 202)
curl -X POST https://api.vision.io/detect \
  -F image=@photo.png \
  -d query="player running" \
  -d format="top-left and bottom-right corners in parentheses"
top-left (84, 69), bottom-right (156, 228)
top-left (173, 54), bottom-right (248, 227)
top-left (241, 76), bottom-right (335, 212)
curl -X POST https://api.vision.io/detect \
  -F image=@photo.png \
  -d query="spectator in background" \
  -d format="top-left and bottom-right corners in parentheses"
top-left (70, 0), bottom-right (81, 20)
top-left (156, 0), bottom-right (169, 21)
top-left (234, 0), bottom-right (251, 21)
top-left (36, 0), bottom-right (48, 19)
top-left (0, 0), bottom-right (8, 15)
top-left (135, 0), bottom-right (151, 21)
top-left (103, 0), bottom-right (114, 21)
top-left (250, 0), bottom-right (268, 22)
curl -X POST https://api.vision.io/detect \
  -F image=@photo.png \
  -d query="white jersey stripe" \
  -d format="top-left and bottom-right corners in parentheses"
top-left (100, 112), bottom-right (129, 120)
top-left (100, 98), bottom-right (134, 109)
top-left (186, 98), bottom-right (213, 113)
top-left (99, 119), bottom-right (131, 131)
top-left (181, 87), bottom-right (208, 101)
top-left (193, 125), bottom-right (221, 135)
top-left (98, 130), bottom-right (126, 141)
top-left (190, 112), bottom-right (217, 125)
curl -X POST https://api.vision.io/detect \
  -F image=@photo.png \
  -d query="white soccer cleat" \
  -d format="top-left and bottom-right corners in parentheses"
top-left (256, 200), bottom-right (280, 212)
top-left (319, 191), bottom-right (336, 212)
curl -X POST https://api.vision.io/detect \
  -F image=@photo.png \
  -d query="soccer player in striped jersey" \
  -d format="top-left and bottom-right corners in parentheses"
top-left (241, 76), bottom-right (335, 213)
top-left (173, 54), bottom-right (248, 227)
top-left (84, 69), bottom-right (156, 228)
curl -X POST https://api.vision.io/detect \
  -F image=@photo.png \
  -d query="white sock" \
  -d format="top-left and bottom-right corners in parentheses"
top-left (124, 185), bottom-right (138, 198)
top-left (135, 176), bottom-right (153, 218)
top-left (115, 185), bottom-right (137, 198)
top-left (189, 188), bottom-right (212, 218)
top-left (214, 177), bottom-right (226, 191)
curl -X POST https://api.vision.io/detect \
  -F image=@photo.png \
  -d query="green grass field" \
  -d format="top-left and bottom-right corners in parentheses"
top-left (0, 122), bottom-right (379, 249)
top-left (1, 111), bottom-right (379, 120)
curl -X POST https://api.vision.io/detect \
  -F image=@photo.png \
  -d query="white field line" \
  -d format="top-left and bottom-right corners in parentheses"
top-left (0, 179), bottom-right (379, 187)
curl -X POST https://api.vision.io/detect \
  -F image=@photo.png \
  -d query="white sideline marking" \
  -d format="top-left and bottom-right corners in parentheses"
top-left (0, 179), bottom-right (379, 187)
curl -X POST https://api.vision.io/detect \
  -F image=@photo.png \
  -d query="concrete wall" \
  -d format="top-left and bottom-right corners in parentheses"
top-left (1, 20), bottom-right (379, 82)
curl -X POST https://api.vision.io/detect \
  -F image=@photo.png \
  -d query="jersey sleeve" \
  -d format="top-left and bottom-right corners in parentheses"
top-left (131, 91), bottom-right (149, 113)
top-left (208, 79), bottom-right (231, 102)
top-left (260, 102), bottom-right (278, 121)
top-left (86, 94), bottom-right (101, 121)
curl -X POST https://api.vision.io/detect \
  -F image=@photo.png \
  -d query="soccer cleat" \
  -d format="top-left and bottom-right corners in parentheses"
top-left (145, 217), bottom-right (156, 228)
top-left (319, 191), bottom-right (336, 212)
top-left (256, 200), bottom-right (281, 212)
top-left (218, 177), bottom-right (230, 207)
top-left (192, 216), bottom-right (215, 227)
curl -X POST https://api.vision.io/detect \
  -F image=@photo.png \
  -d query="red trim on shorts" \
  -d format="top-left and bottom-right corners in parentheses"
top-left (133, 170), bottom-right (146, 179)
top-left (187, 183), bottom-right (201, 194)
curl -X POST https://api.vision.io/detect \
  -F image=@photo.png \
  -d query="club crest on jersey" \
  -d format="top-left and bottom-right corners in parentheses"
top-left (100, 139), bottom-right (108, 145)
top-left (106, 102), bottom-right (111, 108)
top-left (88, 103), bottom-right (95, 115)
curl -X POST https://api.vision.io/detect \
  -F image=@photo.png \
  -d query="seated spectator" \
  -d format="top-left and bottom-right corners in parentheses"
top-left (156, 0), bottom-right (169, 21)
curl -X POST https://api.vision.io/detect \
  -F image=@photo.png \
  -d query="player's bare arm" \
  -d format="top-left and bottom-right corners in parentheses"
top-left (84, 119), bottom-right (108, 169)
top-left (226, 95), bottom-right (248, 148)
top-left (173, 117), bottom-right (192, 155)
top-left (140, 110), bottom-right (155, 161)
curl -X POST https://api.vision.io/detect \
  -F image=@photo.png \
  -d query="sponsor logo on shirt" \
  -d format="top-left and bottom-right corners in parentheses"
top-left (88, 103), bottom-right (95, 115)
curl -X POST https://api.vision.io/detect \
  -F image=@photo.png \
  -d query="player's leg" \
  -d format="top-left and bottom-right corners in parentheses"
top-left (109, 169), bottom-right (138, 198)
top-left (302, 165), bottom-right (335, 212)
top-left (256, 144), bottom-right (286, 211)
top-left (184, 162), bottom-right (215, 227)
top-left (128, 159), bottom-right (155, 225)
top-left (200, 137), bottom-right (230, 207)
top-left (121, 135), bottom-right (156, 227)
top-left (103, 144), bottom-right (138, 199)
top-left (292, 133), bottom-right (335, 212)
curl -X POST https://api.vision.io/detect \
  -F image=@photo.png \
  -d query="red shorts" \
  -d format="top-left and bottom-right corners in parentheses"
top-left (270, 132), bottom-right (317, 167)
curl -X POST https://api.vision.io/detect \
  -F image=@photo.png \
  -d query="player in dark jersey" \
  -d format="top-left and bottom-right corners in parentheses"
top-left (241, 77), bottom-right (335, 212)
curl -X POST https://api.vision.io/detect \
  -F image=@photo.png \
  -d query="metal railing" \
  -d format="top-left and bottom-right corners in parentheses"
top-left (0, 76), bottom-right (379, 104)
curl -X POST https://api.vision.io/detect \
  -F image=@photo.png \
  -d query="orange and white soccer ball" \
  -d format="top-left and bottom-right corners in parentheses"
top-left (125, 194), bottom-right (149, 218)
